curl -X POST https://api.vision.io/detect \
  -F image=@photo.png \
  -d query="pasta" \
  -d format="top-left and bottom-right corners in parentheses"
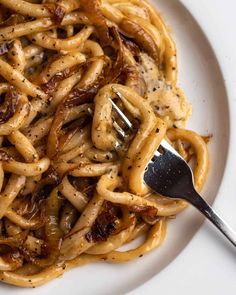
top-left (0, 0), bottom-right (209, 288)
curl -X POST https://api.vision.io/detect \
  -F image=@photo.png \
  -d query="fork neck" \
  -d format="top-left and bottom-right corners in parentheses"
top-left (185, 189), bottom-right (236, 247)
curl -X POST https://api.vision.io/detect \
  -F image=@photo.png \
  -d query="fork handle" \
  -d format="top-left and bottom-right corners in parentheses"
top-left (188, 189), bottom-right (236, 247)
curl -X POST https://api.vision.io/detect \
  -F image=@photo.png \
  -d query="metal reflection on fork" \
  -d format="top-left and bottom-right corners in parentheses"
top-left (110, 86), bottom-right (236, 248)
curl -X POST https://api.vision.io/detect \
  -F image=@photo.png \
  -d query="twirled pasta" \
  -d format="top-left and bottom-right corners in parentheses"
top-left (0, 0), bottom-right (209, 288)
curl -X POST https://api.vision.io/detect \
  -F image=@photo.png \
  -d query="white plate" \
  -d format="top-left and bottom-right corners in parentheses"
top-left (2, 0), bottom-right (236, 294)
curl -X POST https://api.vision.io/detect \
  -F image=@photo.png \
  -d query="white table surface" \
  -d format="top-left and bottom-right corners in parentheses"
top-left (129, 0), bottom-right (236, 294)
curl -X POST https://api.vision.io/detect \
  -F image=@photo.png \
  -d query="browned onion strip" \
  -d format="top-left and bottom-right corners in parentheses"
top-left (119, 18), bottom-right (159, 63)
top-left (63, 27), bottom-right (124, 109)
top-left (20, 188), bottom-right (62, 268)
top-left (0, 14), bottom-right (25, 28)
top-left (0, 86), bottom-right (19, 124)
top-left (47, 104), bottom-right (92, 159)
top-left (80, 0), bottom-right (110, 45)
top-left (0, 231), bottom-right (28, 248)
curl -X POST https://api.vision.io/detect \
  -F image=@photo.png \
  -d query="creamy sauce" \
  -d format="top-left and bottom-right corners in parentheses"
top-left (139, 52), bottom-right (191, 128)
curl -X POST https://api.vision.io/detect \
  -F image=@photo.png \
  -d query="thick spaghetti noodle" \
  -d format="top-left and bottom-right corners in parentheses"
top-left (0, 0), bottom-right (209, 288)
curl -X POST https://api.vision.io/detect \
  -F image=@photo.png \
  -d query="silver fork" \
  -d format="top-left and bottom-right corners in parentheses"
top-left (111, 87), bottom-right (236, 247)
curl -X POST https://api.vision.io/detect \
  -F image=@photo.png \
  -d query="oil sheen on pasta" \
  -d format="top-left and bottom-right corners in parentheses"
top-left (0, 0), bottom-right (209, 288)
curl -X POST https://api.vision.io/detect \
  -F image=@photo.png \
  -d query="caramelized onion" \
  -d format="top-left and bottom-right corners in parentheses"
top-left (32, 166), bottom-right (60, 202)
top-left (116, 64), bottom-right (145, 96)
top-left (85, 208), bottom-right (117, 243)
top-left (63, 27), bottom-right (123, 108)
top-left (128, 205), bottom-right (157, 218)
top-left (119, 18), bottom-right (159, 63)
top-left (46, 4), bottom-right (65, 24)
top-left (0, 86), bottom-right (19, 124)
top-left (0, 231), bottom-right (28, 248)
top-left (103, 27), bottom-right (124, 84)
top-left (69, 176), bottom-right (97, 199)
top-left (59, 202), bottom-right (78, 235)
top-left (41, 68), bottom-right (72, 95)
top-left (57, 126), bottom-right (79, 152)
top-left (0, 14), bottom-right (26, 28)
top-left (41, 60), bottom-right (86, 95)
top-left (121, 35), bottom-right (140, 57)
top-left (47, 104), bottom-right (91, 159)
top-left (20, 188), bottom-right (62, 268)
top-left (63, 82), bottom-right (100, 108)
top-left (80, 0), bottom-right (109, 45)
top-left (46, 106), bottom-right (68, 159)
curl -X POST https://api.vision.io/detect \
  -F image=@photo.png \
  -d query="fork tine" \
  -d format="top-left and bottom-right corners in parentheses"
top-left (110, 89), bottom-right (133, 130)
top-left (112, 121), bottom-right (126, 139)
top-left (110, 88), bottom-right (179, 158)
top-left (110, 99), bottom-right (129, 139)
top-left (110, 99), bottom-right (133, 130)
